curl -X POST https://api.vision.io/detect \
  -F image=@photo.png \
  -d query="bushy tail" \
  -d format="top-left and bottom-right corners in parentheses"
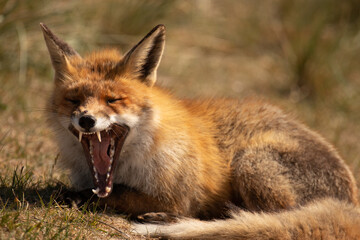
top-left (133, 198), bottom-right (360, 240)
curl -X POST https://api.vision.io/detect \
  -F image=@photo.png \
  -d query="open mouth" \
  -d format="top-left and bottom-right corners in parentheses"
top-left (69, 124), bottom-right (129, 198)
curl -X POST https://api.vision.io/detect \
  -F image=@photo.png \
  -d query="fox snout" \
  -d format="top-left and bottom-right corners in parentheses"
top-left (71, 110), bottom-right (111, 134)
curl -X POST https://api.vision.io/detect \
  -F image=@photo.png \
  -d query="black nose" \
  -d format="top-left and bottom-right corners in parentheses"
top-left (78, 115), bottom-right (96, 131)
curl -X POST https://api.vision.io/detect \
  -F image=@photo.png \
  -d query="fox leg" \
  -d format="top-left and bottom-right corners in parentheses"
top-left (99, 185), bottom-right (182, 221)
top-left (61, 184), bottom-right (180, 222)
top-left (231, 149), bottom-right (298, 212)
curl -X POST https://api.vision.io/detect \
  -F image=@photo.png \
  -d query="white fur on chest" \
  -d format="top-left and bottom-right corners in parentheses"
top-left (112, 108), bottom-right (190, 197)
top-left (112, 113), bottom-right (158, 192)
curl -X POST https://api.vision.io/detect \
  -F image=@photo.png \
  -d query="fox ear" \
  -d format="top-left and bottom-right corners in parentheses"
top-left (40, 23), bottom-right (80, 79)
top-left (122, 24), bottom-right (165, 86)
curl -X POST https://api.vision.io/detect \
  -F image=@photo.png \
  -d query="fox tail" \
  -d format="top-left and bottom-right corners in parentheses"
top-left (133, 198), bottom-right (360, 240)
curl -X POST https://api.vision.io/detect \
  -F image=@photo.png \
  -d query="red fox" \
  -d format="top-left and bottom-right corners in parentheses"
top-left (41, 23), bottom-right (360, 239)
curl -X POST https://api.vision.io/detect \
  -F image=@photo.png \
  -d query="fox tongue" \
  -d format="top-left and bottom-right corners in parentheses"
top-left (89, 134), bottom-right (112, 197)
top-left (91, 136), bottom-right (111, 175)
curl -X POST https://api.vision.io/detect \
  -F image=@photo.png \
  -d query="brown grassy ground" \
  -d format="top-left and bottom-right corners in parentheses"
top-left (0, 0), bottom-right (359, 239)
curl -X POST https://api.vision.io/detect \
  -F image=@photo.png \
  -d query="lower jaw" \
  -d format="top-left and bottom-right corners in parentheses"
top-left (91, 175), bottom-right (113, 198)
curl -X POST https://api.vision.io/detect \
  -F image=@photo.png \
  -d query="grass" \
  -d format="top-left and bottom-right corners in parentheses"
top-left (0, 0), bottom-right (359, 239)
top-left (0, 168), bottom-right (136, 239)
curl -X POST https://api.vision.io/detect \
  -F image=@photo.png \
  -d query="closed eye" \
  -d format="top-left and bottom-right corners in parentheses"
top-left (65, 98), bottom-right (80, 105)
top-left (107, 98), bottom-right (123, 104)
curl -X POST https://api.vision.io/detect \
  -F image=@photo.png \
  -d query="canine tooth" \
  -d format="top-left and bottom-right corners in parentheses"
top-left (106, 173), bottom-right (110, 179)
top-left (105, 187), bottom-right (111, 193)
top-left (96, 131), bottom-right (101, 142)
top-left (95, 172), bottom-right (99, 181)
top-left (92, 188), bottom-right (99, 194)
top-left (79, 132), bottom-right (83, 142)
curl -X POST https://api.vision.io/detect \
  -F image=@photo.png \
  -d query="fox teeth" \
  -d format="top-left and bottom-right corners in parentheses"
top-left (92, 188), bottom-right (100, 194)
top-left (96, 132), bottom-right (101, 142)
top-left (79, 132), bottom-right (83, 142)
top-left (105, 187), bottom-right (111, 193)
top-left (90, 143), bottom-right (93, 156)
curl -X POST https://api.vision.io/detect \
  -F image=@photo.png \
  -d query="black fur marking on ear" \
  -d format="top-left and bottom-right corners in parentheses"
top-left (140, 32), bottom-right (165, 79)
top-left (105, 25), bottom-right (165, 83)
top-left (125, 24), bottom-right (165, 60)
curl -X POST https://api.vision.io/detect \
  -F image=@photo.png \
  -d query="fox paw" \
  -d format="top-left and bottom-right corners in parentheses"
top-left (56, 188), bottom-right (95, 209)
top-left (137, 212), bottom-right (178, 223)
top-left (56, 190), bottom-right (81, 208)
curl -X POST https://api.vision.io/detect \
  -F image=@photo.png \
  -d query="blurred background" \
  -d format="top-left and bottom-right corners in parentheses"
top-left (0, 0), bottom-right (360, 186)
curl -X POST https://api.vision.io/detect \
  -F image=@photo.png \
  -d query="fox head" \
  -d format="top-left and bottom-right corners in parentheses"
top-left (41, 23), bottom-right (165, 197)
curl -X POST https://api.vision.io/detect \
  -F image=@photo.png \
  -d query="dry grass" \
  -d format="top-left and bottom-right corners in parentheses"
top-left (0, 0), bottom-right (359, 239)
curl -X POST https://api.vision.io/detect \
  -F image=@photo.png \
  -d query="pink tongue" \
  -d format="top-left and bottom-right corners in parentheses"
top-left (90, 134), bottom-right (111, 175)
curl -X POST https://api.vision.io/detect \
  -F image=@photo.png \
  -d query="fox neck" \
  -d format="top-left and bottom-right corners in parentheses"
top-left (112, 91), bottom-right (175, 193)
top-left (113, 88), bottom-right (202, 199)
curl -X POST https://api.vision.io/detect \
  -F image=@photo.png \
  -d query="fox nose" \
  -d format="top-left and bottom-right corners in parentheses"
top-left (78, 115), bottom-right (96, 131)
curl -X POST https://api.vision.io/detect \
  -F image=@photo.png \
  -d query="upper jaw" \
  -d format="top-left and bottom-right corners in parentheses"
top-left (68, 124), bottom-right (130, 198)
top-left (77, 128), bottom-right (111, 142)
